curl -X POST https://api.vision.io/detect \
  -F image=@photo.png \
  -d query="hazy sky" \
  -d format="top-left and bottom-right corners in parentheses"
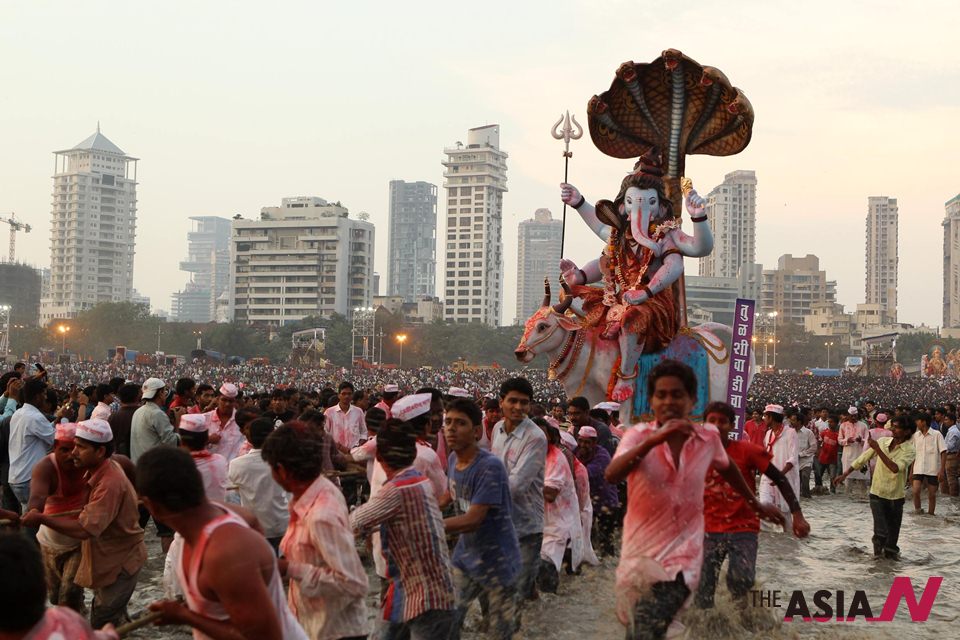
top-left (1, 0), bottom-right (958, 328)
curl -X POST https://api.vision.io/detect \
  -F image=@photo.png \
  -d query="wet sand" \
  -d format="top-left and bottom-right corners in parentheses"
top-left (125, 491), bottom-right (957, 638)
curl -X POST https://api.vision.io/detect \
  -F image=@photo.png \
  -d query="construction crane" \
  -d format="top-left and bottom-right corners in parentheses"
top-left (0, 213), bottom-right (31, 262)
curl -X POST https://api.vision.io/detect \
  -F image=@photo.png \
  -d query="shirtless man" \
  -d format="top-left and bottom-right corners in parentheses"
top-left (136, 447), bottom-right (306, 640)
top-left (27, 422), bottom-right (88, 612)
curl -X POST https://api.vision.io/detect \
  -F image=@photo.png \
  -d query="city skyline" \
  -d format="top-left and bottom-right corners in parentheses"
top-left (2, 1), bottom-right (958, 328)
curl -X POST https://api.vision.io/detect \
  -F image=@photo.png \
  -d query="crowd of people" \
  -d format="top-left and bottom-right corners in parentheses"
top-left (37, 360), bottom-right (960, 413)
top-left (0, 357), bottom-right (956, 639)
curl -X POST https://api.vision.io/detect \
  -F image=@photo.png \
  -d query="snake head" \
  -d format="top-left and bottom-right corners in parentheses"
top-left (700, 66), bottom-right (730, 89)
top-left (588, 95), bottom-right (608, 115)
top-left (662, 49), bottom-right (683, 71)
top-left (616, 62), bottom-right (638, 83)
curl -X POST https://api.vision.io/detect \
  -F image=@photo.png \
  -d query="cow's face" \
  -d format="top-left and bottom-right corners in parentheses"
top-left (515, 307), bottom-right (565, 363)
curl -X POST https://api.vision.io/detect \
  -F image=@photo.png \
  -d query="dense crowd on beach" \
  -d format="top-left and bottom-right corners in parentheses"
top-left (1, 358), bottom-right (957, 639)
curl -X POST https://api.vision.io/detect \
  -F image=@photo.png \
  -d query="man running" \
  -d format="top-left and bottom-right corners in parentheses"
top-left (605, 361), bottom-right (784, 640)
top-left (697, 401), bottom-right (810, 609)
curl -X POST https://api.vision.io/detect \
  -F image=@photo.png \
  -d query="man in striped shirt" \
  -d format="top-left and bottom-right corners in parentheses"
top-left (351, 420), bottom-right (455, 639)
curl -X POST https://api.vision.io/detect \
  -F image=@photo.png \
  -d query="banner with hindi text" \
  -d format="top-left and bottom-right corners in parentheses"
top-left (725, 298), bottom-right (755, 440)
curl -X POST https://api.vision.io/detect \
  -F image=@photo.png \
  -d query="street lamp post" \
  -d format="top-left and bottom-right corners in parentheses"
top-left (768, 311), bottom-right (778, 370)
top-left (825, 341), bottom-right (834, 368)
top-left (58, 325), bottom-right (70, 355)
top-left (396, 334), bottom-right (407, 369)
top-left (193, 330), bottom-right (203, 350)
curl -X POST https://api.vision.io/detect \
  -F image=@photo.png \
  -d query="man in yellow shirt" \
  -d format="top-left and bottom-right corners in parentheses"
top-left (835, 415), bottom-right (916, 560)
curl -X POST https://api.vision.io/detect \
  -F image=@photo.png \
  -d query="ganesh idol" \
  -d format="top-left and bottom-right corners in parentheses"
top-left (557, 148), bottom-right (712, 401)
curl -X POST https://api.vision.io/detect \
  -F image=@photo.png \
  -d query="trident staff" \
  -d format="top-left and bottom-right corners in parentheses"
top-left (551, 110), bottom-right (583, 255)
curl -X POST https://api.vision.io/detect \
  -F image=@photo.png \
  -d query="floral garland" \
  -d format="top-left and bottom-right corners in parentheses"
top-left (601, 218), bottom-right (681, 307)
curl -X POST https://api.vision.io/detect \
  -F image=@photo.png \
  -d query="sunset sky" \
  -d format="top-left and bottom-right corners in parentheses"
top-left (1, 0), bottom-right (957, 327)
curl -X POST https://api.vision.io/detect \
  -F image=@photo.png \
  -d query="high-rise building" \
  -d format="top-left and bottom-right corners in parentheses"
top-left (41, 127), bottom-right (138, 325)
top-left (441, 125), bottom-right (508, 326)
top-left (865, 196), bottom-right (898, 323)
top-left (229, 197), bottom-right (374, 326)
top-left (0, 264), bottom-right (42, 327)
top-left (515, 208), bottom-right (562, 324)
top-left (698, 170), bottom-right (757, 280)
top-left (737, 262), bottom-right (763, 302)
top-left (684, 275), bottom-right (740, 326)
top-left (171, 216), bottom-right (232, 322)
top-left (943, 194), bottom-right (960, 328)
top-left (761, 254), bottom-right (837, 325)
top-left (387, 180), bottom-right (437, 302)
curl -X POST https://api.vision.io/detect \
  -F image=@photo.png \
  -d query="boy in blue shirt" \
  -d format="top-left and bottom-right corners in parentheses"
top-left (443, 398), bottom-right (520, 640)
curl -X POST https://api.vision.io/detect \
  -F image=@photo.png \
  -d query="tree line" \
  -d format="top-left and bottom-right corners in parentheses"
top-left (9, 302), bottom-right (525, 368)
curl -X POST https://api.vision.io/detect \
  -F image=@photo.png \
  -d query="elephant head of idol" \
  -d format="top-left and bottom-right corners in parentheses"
top-left (599, 147), bottom-right (674, 257)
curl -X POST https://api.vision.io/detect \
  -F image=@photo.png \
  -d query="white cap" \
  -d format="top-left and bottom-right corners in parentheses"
top-left (764, 404), bottom-right (784, 415)
top-left (593, 401), bottom-right (621, 412)
top-left (384, 384), bottom-right (399, 393)
top-left (558, 429), bottom-right (578, 450)
top-left (578, 426), bottom-right (599, 439)
top-left (219, 383), bottom-right (239, 398)
top-left (91, 403), bottom-right (111, 421)
top-left (392, 393), bottom-right (433, 421)
top-left (76, 419), bottom-right (113, 444)
top-left (179, 413), bottom-right (209, 433)
top-left (55, 422), bottom-right (77, 442)
top-left (848, 406), bottom-right (859, 415)
top-left (446, 386), bottom-right (472, 399)
top-left (141, 378), bottom-right (166, 400)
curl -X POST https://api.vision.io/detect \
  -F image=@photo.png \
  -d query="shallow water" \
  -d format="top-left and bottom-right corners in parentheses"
top-left (123, 491), bottom-right (958, 638)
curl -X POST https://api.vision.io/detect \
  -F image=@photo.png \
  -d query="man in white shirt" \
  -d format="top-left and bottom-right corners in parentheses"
top-left (7, 378), bottom-right (54, 507)
top-left (373, 384), bottom-right (399, 419)
top-left (228, 417), bottom-right (289, 553)
top-left (760, 404), bottom-right (799, 531)
top-left (813, 407), bottom-right (831, 434)
top-left (324, 381), bottom-right (367, 454)
top-left (911, 411), bottom-right (947, 515)
top-left (789, 409), bottom-right (818, 499)
top-left (204, 383), bottom-right (245, 463)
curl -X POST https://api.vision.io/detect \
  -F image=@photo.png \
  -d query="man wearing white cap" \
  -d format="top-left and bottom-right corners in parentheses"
top-left (204, 383), bottom-right (245, 463)
top-left (759, 404), bottom-right (800, 532)
top-left (351, 393), bottom-right (446, 586)
top-left (130, 378), bottom-right (178, 463)
top-left (178, 413), bottom-right (228, 503)
top-left (374, 384), bottom-right (400, 420)
top-left (26, 422), bottom-right (87, 612)
top-left (23, 419), bottom-right (146, 629)
top-left (446, 386), bottom-right (472, 400)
